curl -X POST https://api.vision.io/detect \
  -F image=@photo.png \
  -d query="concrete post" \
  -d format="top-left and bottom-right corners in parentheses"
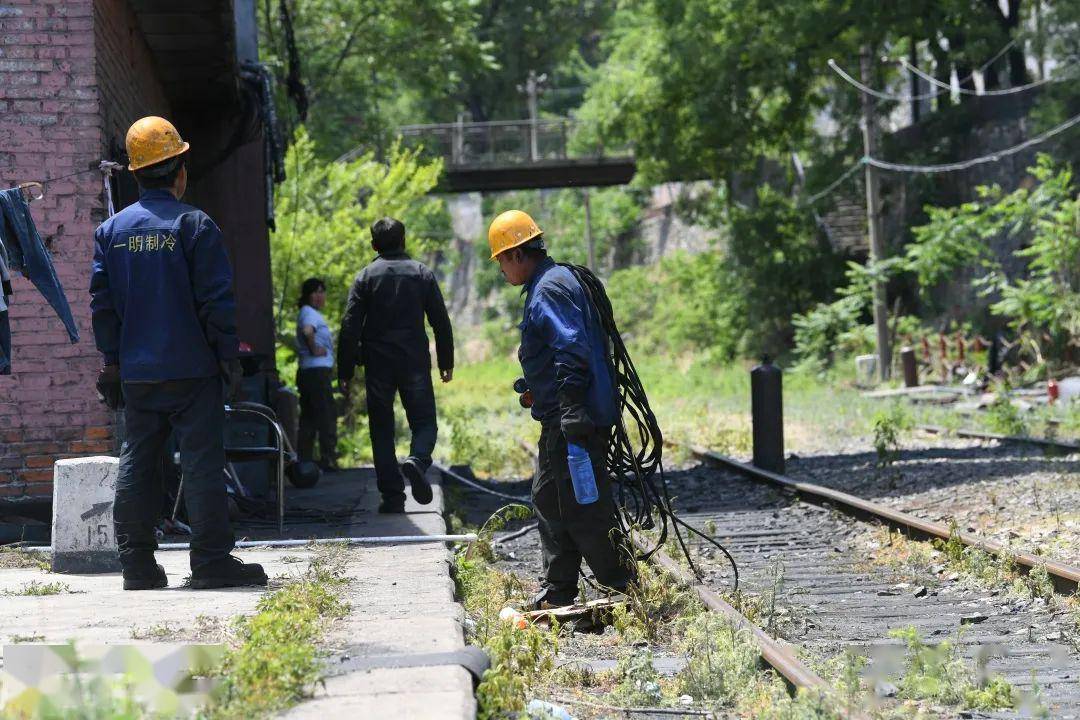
top-left (51, 457), bottom-right (120, 573)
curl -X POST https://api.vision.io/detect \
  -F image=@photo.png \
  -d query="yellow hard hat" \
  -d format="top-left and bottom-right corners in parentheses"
top-left (488, 210), bottom-right (542, 259)
top-left (126, 116), bottom-right (190, 172)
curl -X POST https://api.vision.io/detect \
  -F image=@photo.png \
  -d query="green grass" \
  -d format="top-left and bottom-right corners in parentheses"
top-left (889, 626), bottom-right (1017, 711)
top-left (0, 546), bottom-right (51, 572)
top-left (423, 348), bottom-right (896, 479)
top-left (8, 580), bottom-right (70, 596)
top-left (204, 548), bottom-right (350, 719)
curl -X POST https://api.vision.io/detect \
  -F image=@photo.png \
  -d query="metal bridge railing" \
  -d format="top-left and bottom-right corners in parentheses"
top-left (398, 118), bottom-right (619, 167)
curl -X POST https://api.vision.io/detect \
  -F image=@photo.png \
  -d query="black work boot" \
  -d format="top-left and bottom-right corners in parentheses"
top-left (378, 497), bottom-right (406, 514)
top-left (190, 556), bottom-right (268, 590)
top-left (532, 587), bottom-right (576, 610)
top-left (401, 458), bottom-right (433, 505)
top-left (122, 563), bottom-right (168, 591)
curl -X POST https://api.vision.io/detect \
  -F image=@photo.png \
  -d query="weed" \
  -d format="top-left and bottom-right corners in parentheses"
top-left (549, 661), bottom-right (598, 689)
top-left (205, 548), bottom-right (349, 719)
top-left (672, 611), bottom-right (845, 718)
top-left (888, 626), bottom-right (1015, 710)
top-left (837, 651), bottom-right (867, 714)
top-left (889, 626), bottom-right (970, 704)
top-left (872, 403), bottom-right (910, 481)
top-left (454, 545), bottom-right (558, 720)
top-left (0, 546), bottom-right (50, 572)
top-left (475, 619), bottom-right (558, 720)
top-left (965, 675), bottom-right (1016, 710)
top-left (985, 390), bottom-right (1027, 436)
top-left (1004, 562), bottom-right (1055, 602)
top-left (191, 614), bottom-right (227, 642)
top-left (8, 580), bottom-right (70, 596)
top-left (467, 503), bottom-right (533, 563)
top-left (130, 622), bottom-right (177, 640)
top-left (676, 612), bottom-right (759, 708)
top-left (862, 527), bottom-right (936, 581)
top-left (610, 648), bottom-right (663, 707)
top-left (4, 670), bottom-right (155, 719)
top-left (611, 561), bottom-right (701, 643)
top-left (444, 405), bottom-right (534, 479)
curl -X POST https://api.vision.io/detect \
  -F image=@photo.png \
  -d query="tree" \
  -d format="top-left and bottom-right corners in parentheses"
top-left (259, 0), bottom-right (491, 158)
top-left (271, 128), bottom-right (449, 342)
top-left (574, 0), bottom-right (1033, 186)
top-left (459, 0), bottom-right (614, 122)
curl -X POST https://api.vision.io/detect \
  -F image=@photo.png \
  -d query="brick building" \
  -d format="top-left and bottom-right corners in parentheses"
top-left (0, 0), bottom-right (274, 501)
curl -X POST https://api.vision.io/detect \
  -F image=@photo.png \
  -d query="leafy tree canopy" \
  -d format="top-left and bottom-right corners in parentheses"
top-left (575, 0), bottom-right (1050, 185)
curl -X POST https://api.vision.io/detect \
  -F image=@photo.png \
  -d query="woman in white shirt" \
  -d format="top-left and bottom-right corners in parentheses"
top-left (295, 278), bottom-right (339, 471)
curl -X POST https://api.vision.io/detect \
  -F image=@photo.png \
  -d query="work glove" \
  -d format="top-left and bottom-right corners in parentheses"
top-left (557, 387), bottom-right (596, 447)
top-left (220, 359), bottom-right (243, 402)
top-left (95, 364), bottom-right (122, 410)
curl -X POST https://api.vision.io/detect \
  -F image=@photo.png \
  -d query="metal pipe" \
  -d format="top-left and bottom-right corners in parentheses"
top-left (19, 534), bottom-right (478, 553)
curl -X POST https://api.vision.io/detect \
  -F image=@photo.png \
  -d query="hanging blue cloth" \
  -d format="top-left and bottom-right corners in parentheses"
top-left (0, 238), bottom-right (10, 374)
top-left (0, 310), bottom-right (9, 375)
top-left (0, 188), bottom-right (79, 344)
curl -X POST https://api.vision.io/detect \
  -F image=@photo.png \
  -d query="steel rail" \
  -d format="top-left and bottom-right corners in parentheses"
top-left (634, 532), bottom-right (829, 689)
top-left (917, 424), bottom-right (1080, 453)
top-left (630, 531), bottom-right (867, 718)
top-left (681, 444), bottom-right (1080, 595)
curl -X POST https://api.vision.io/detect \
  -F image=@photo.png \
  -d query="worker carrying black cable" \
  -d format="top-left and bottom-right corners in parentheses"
top-left (489, 210), bottom-right (739, 605)
top-left (488, 210), bottom-right (636, 609)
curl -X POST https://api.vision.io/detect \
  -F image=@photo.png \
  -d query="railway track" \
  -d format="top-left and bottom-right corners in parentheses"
top-left (659, 449), bottom-right (1080, 718)
top-left (442, 440), bottom-right (1080, 717)
top-left (917, 424), bottom-right (1080, 455)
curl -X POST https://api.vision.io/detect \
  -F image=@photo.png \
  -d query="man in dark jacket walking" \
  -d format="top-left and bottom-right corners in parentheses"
top-left (90, 116), bottom-right (266, 591)
top-left (338, 218), bottom-right (454, 513)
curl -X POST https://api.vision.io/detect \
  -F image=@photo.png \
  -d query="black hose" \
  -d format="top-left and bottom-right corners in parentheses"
top-left (560, 264), bottom-right (739, 592)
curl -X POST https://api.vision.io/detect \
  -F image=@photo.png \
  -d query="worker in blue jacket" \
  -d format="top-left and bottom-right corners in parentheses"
top-left (488, 209), bottom-right (635, 608)
top-left (89, 116), bottom-right (266, 591)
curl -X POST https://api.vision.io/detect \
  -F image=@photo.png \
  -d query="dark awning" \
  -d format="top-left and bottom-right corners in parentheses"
top-left (127, 0), bottom-right (239, 108)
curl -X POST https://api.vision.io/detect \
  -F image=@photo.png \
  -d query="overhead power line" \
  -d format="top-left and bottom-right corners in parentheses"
top-left (828, 38), bottom-right (1076, 103)
top-left (802, 161), bottom-right (863, 206)
top-left (864, 110), bottom-right (1080, 173)
top-left (802, 109), bottom-right (1080, 203)
top-left (828, 58), bottom-right (943, 102)
top-left (901, 56), bottom-right (1078, 97)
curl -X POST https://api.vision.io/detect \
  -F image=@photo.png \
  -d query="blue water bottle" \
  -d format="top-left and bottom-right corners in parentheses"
top-left (567, 443), bottom-right (599, 504)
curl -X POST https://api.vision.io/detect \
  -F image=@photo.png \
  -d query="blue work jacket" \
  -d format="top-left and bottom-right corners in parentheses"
top-left (518, 257), bottom-right (618, 428)
top-left (89, 190), bottom-right (238, 381)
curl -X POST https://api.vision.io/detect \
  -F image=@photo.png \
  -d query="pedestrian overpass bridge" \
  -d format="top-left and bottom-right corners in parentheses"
top-left (346, 119), bottom-right (636, 193)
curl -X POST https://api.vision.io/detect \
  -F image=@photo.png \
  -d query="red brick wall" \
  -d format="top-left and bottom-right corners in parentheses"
top-left (93, 0), bottom-right (168, 158)
top-left (0, 0), bottom-right (168, 498)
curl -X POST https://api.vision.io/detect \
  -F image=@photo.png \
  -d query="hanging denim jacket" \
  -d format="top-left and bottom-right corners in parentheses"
top-left (0, 188), bottom-right (79, 343)
top-left (0, 240), bottom-right (10, 374)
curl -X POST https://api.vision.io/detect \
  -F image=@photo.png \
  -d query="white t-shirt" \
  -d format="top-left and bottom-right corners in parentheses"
top-left (296, 305), bottom-right (334, 370)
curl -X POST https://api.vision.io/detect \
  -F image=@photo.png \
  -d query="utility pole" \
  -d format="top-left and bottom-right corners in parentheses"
top-left (583, 188), bottom-right (595, 271)
top-left (519, 70), bottom-right (548, 162)
top-left (860, 46), bottom-right (891, 382)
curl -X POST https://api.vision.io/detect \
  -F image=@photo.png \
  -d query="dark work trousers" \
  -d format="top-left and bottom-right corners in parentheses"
top-left (114, 377), bottom-right (235, 571)
top-left (365, 366), bottom-right (437, 503)
top-left (296, 367), bottom-right (337, 464)
top-left (533, 423), bottom-right (635, 602)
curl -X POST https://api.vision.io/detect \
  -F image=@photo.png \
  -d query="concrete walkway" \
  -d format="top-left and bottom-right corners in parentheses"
top-left (0, 468), bottom-right (476, 719)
